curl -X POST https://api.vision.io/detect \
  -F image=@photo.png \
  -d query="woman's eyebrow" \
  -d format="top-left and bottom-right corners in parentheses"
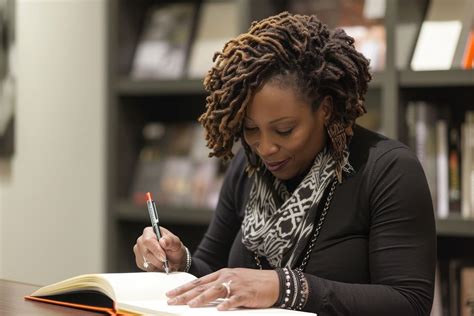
top-left (244, 116), bottom-right (296, 124)
top-left (269, 116), bottom-right (296, 124)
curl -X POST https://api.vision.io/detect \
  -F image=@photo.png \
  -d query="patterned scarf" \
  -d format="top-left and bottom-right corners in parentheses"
top-left (241, 147), bottom-right (352, 268)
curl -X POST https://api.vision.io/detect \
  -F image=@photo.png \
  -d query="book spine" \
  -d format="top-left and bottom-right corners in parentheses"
top-left (461, 111), bottom-right (474, 218)
top-left (460, 267), bottom-right (474, 316)
top-left (448, 127), bottom-right (462, 214)
top-left (436, 120), bottom-right (449, 218)
top-left (462, 31), bottom-right (474, 69)
top-left (415, 102), bottom-right (438, 211)
top-left (469, 112), bottom-right (474, 219)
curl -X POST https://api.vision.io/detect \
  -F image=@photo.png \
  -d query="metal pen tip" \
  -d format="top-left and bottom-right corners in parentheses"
top-left (164, 262), bottom-right (170, 275)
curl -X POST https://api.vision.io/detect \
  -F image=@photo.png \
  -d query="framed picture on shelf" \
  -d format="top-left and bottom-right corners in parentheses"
top-left (0, 0), bottom-right (15, 157)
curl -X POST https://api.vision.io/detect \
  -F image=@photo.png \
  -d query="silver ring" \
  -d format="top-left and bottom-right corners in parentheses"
top-left (143, 256), bottom-right (149, 270)
top-left (222, 280), bottom-right (232, 299)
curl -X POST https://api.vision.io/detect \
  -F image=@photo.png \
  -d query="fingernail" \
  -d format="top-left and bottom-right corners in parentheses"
top-left (188, 300), bottom-right (197, 307)
top-left (168, 298), bottom-right (177, 304)
top-left (161, 237), bottom-right (168, 246)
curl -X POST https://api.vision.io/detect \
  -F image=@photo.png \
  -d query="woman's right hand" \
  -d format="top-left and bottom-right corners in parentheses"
top-left (133, 226), bottom-right (186, 272)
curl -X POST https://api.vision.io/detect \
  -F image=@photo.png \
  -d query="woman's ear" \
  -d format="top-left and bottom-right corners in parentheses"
top-left (320, 96), bottom-right (333, 122)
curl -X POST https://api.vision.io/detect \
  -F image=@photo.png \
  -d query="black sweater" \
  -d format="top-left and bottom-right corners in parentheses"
top-left (189, 125), bottom-right (436, 316)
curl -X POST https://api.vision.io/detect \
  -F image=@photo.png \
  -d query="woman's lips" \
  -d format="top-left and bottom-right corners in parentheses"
top-left (264, 158), bottom-right (290, 172)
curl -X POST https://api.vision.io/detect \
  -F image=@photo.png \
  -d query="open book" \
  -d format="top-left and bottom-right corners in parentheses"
top-left (25, 272), bottom-right (315, 315)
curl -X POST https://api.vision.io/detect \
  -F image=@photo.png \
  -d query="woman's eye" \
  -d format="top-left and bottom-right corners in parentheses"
top-left (244, 126), bottom-right (258, 132)
top-left (277, 128), bottom-right (293, 136)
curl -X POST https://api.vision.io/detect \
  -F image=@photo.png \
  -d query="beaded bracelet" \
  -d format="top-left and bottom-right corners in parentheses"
top-left (294, 268), bottom-right (309, 310)
top-left (289, 269), bottom-right (299, 308)
top-left (182, 246), bottom-right (192, 273)
top-left (280, 268), bottom-right (292, 308)
top-left (275, 268), bottom-right (309, 311)
top-left (275, 268), bottom-right (286, 306)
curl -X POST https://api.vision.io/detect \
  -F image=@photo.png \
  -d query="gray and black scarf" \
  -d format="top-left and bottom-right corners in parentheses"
top-left (241, 147), bottom-right (353, 268)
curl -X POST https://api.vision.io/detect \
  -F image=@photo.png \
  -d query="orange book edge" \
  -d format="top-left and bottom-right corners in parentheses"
top-left (462, 31), bottom-right (474, 69)
top-left (24, 295), bottom-right (118, 315)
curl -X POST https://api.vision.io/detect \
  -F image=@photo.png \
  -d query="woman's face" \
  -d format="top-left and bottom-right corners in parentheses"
top-left (243, 81), bottom-right (330, 180)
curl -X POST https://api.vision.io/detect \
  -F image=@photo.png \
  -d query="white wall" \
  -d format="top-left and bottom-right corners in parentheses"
top-left (0, 0), bottom-right (106, 285)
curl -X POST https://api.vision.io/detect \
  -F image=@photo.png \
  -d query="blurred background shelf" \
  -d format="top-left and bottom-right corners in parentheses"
top-left (107, 4), bottom-right (474, 306)
top-left (116, 200), bottom-right (214, 225)
top-left (436, 217), bottom-right (474, 237)
top-left (368, 71), bottom-right (385, 88)
top-left (117, 78), bottom-right (206, 96)
top-left (400, 69), bottom-right (474, 87)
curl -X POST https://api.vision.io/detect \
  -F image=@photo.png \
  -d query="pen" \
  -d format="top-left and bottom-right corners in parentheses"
top-left (146, 192), bottom-right (170, 274)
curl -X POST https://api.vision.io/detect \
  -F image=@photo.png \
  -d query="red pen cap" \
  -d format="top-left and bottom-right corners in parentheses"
top-left (146, 192), bottom-right (152, 201)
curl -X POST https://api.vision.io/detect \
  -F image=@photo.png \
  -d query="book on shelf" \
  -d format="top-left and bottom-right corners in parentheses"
top-left (405, 102), bottom-right (474, 219)
top-left (25, 272), bottom-right (314, 315)
top-left (463, 29), bottom-right (474, 69)
top-left (452, 0), bottom-right (474, 69)
top-left (131, 122), bottom-right (222, 210)
top-left (436, 120), bottom-right (449, 218)
top-left (460, 266), bottom-right (474, 316)
top-left (431, 265), bottom-right (444, 316)
top-left (406, 101), bottom-right (438, 211)
top-left (461, 111), bottom-right (474, 219)
top-left (411, 0), bottom-right (473, 71)
top-left (131, 3), bottom-right (196, 80)
top-left (436, 260), bottom-right (451, 316)
top-left (449, 260), bottom-right (462, 316)
top-left (187, 0), bottom-right (240, 78)
top-left (448, 127), bottom-right (462, 215)
top-left (446, 259), bottom-right (474, 316)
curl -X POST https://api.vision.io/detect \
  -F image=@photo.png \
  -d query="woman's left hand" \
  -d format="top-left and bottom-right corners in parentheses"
top-left (166, 268), bottom-right (279, 311)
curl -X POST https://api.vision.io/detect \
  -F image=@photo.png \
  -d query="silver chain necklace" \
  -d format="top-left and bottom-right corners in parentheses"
top-left (254, 178), bottom-right (337, 271)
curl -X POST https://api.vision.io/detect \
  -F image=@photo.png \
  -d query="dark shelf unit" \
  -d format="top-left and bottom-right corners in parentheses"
top-left (116, 202), bottom-right (474, 238)
top-left (107, 0), bottom-right (474, 278)
top-left (117, 200), bottom-right (214, 225)
top-left (400, 69), bottom-right (474, 87)
top-left (118, 78), bottom-right (206, 96)
top-left (436, 217), bottom-right (474, 238)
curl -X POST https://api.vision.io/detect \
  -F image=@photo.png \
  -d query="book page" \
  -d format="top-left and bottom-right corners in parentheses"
top-left (119, 299), bottom-right (316, 315)
top-left (102, 272), bottom-right (196, 302)
top-left (31, 274), bottom-right (115, 297)
top-left (31, 272), bottom-right (196, 303)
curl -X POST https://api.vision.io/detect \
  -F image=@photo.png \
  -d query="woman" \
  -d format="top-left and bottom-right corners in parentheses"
top-left (133, 12), bottom-right (436, 315)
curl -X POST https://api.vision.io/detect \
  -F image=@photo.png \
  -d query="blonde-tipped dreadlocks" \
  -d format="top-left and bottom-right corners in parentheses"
top-left (199, 11), bottom-right (371, 176)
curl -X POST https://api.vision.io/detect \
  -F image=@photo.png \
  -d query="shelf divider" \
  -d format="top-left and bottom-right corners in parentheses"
top-left (117, 200), bottom-right (213, 225)
top-left (400, 69), bottom-right (474, 87)
top-left (436, 217), bottom-right (474, 237)
top-left (118, 78), bottom-right (206, 95)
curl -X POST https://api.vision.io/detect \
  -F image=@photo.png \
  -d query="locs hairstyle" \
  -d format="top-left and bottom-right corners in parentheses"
top-left (199, 12), bottom-right (371, 176)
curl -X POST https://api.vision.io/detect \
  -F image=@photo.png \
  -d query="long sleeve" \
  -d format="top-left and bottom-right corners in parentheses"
top-left (303, 146), bottom-right (436, 315)
top-left (189, 151), bottom-right (249, 277)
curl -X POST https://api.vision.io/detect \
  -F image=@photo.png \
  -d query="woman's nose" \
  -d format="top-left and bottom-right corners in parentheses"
top-left (256, 135), bottom-right (279, 157)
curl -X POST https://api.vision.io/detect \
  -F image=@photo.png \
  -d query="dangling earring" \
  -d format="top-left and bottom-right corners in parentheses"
top-left (326, 120), bottom-right (346, 183)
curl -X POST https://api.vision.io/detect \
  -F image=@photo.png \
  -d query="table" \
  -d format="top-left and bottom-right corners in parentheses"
top-left (0, 279), bottom-right (101, 315)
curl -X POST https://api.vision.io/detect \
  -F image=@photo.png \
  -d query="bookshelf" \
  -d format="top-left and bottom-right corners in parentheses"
top-left (118, 78), bottom-right (205, 95)
top-left (399, 69), bottom-right (474, 87)
top-left (107, 2), bottom-right (474, 311)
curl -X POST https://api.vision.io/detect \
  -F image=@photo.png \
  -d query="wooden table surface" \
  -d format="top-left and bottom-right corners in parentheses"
top-left (0, 279), bottom-right (102, 315)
